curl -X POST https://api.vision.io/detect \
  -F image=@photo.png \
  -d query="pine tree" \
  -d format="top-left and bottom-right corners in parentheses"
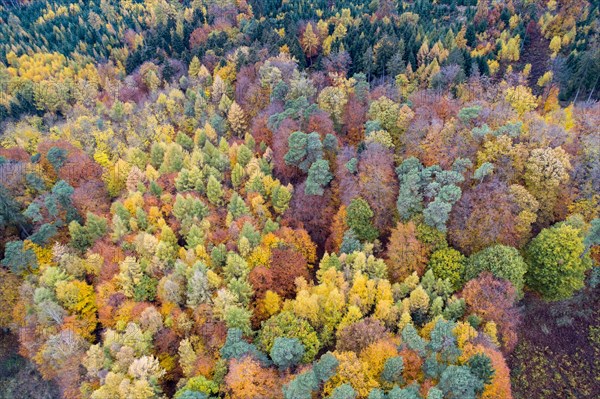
top-left (270, 337), bottom-right (305, 370)
top-left (381, 357), bottom-right (404, 384)
top-left (305, 160), bottom-right (333, 196)
top-left (283, 371), bottom-right (319, 399)
top-left (1, 240), bottom-right (38, 275)
top-left (346, 198), bottom-right (378, 242)
top-left (285, 131), bottom-right (323, 172)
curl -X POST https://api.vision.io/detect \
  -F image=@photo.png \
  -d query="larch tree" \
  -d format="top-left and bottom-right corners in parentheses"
top-left (228, 101), bottom-right (248, 138)
top-left (302, 23), bottom-right (320, 59)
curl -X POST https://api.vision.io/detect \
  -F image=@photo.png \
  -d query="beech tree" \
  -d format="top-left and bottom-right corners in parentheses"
top-left (225, 357), bottom-right (280, 399)
top-left (524, 147), bottom-right (572, 223)
top-left (386, 221), bottom-right (429, 283)
top-left (461, 273), bottom-right (521, 352)
top-left (465, 245), bottom-right (528, 298)
top-left (525, 224), bottom-right (591, 301)
top-left (428, 247), bottom-right (466, 290)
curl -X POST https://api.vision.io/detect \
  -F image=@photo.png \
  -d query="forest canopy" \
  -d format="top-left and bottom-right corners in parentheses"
top-left (0, 1), bottom-right (599, 399)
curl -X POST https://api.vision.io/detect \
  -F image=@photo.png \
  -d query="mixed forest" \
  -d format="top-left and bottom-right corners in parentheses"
top-left (0, 0), bottom-right (599, 398)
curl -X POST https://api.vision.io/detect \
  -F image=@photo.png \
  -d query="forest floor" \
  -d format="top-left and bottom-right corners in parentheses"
top-left (0, 331), bottom-right (60, 399)
top-left (509, 283), bottom-right (600, 399)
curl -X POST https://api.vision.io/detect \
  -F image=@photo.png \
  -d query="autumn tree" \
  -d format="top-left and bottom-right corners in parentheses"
top-left (250, 247), bottom-right (310, 299)
top-left (225, 357), bottom-right (281, 399)
top-left (301, 23), bottom-right (320, 59)
top-left (336, 318), bottom-right (388, 353)
top-left (465, 245), bottom-right (528, 298)
top-left (448, 181), bottom-right (523, 255)
top-left (357, 143), bottom-right (398, 233)
top-left (524, 147), bottom-right (571, 224)
top-left (386, 221), bottom-right (428, 283)
top-left (228, 102), bottom-right (248, 138)
top-left (525, 223), bottom-right (592, 301)
top-left (461, 273), bottom-right (521, 352)
top-left (428, 247), bottom-right (466, 290)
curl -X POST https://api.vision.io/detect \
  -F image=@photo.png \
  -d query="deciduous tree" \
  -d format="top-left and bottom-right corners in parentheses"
top-left (525, 224), bottom-right (591, 300)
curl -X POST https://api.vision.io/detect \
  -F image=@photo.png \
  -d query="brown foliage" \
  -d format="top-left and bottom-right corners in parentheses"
top-left (461, 272), bottom-right (521, 352)
top-left (154, 327), bottom-right (180, 356)
top-left (193, 304), bottom-right (228, 353)
top-left (236, 66), bottom-right (270, 120)
top-left (358, 143), bottom-right (398, 234)
top-left (249, 247), bottom-right (310, 300)
top-left (274, 226), bottom-right (317, 265)
top-left (72, 181), bottom-right (110, 217)
top-left (189, 26), bottom-right (210, 49)
top-left (285, 181), bottom-right (335, 249)
top-left (156, 172), bottom-right (178, 195)
top-left (336, 318), bottom-right (388, 353)
top-left (91, 239), bottom-right (123, 282)
top-left (307, 110), bottom-right (336, 138)
top-left (58, 151), bottom-right (103, 189)
top-left (342, 94), bottom-right (367, 145)
top-left (271, 118), bottom-right (301, 183)
top-left (398, 348), bottom-right (423, 383)
top-left (0, 147), bottom-right (29, 162)
top-left (333, 146), bottom-right (360, 207)
top-left (249, 266), bottom-right (274, 299)
top-left (269, 247), bottom-right (310, 298)
top-left (325, 205), bottom-right (347, 254)
top-left (386, 221), bottom-right (428, 283)
top-left (448, 181), bottom-right (522, 255)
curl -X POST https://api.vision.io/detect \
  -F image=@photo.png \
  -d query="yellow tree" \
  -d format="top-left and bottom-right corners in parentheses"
top-left (324, 351), bottom-right (379, 397)
top-left (318, 86), bottom-right (348, 127)
top-left (189, 56), bottom-right (201, 78)
top-left (524, 147), bottom-right (571, 223)
top-left (505, 85), bottom-right (538, 115)
top-left (228, 101), bottom-right (247, 138)
top-left (301, 23), bottom-right (320, 58)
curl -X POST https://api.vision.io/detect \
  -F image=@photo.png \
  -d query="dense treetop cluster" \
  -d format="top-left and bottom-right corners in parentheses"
top-left (0, 1), bottom-right (599, 399)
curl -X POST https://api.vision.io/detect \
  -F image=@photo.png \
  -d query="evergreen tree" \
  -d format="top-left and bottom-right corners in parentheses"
top-left (346, 198), bottom-right (379, 242)
top-left (270, 337), bottom-right (305, 370)
top-left (305, 160), bottom-right (333, 196)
